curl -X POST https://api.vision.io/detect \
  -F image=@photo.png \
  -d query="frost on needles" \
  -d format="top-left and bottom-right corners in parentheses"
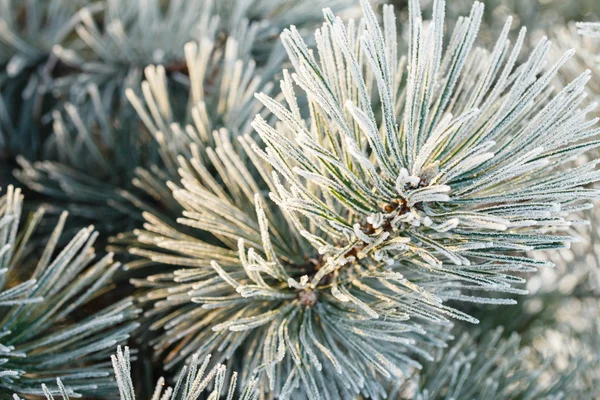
top-left (7, 0), bottom-right (348, 238)
top-left (20, 346), bottom-right (260, 400)
top-left (0, 186), bottom-right (140, 398)
top-left (128, 0), bottom-right (600, 399)
top-left (394, 327), bottom-right (584, 399)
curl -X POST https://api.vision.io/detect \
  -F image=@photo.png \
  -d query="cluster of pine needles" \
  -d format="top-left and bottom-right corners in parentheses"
top-left (0, 0), bottom-right (599, 399)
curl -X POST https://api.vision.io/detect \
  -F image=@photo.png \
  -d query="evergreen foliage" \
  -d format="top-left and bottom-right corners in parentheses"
top-left (0, 185), bottom-right (140, 398)
top-left (394, 327), bottom-right (585, 400)
top-left (127, 0), bottom-right (600, 398)
top-left (8, 0), bottom-right (347, 236)
top-left (0, 0), bottom-right (599, 399)
top-left (15, 346), bottom-right (259, 400)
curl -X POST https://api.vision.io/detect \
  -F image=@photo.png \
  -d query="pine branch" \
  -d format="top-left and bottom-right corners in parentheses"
top-left (11, 0), bottom-right (352, 238)
top-left (0, 185), bottom-right (141, 398)
top-left (130, 128), bottom-right (454, 398)
top-left (252, 0), bottom-right (600, 310)
top-left (3, 1), bottom-right (599, 400)
top-left (126, 1), bottom-right (600, 399)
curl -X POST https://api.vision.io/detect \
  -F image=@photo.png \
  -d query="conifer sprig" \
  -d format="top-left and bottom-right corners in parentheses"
top-left (2, 1), bottom-right (599, 399)
top-left (12, 0), bottom-right (351, 238)
top-left (127, 1), bottom-right (600, 399)
top-left (253, 0), bottom-right (600, 305)
top-left (131, 130), bottom-right (453, 399)
top-left (0, 185), bottom-right (140, 398)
